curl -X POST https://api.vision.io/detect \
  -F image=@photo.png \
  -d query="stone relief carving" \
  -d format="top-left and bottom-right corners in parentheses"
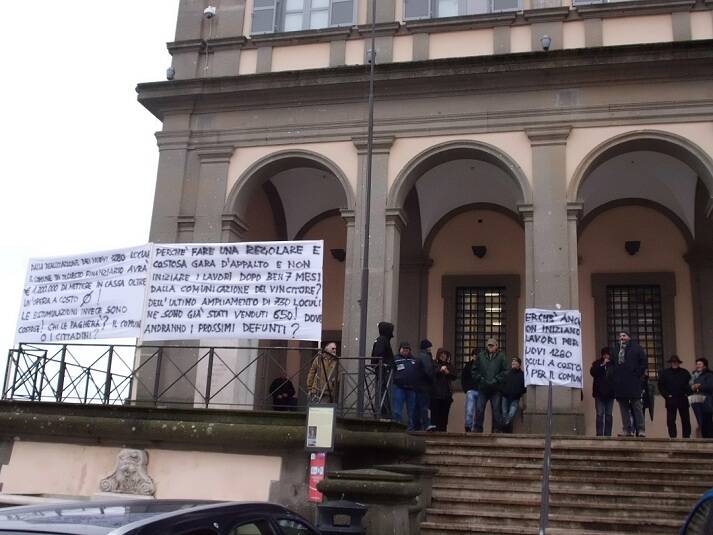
top-left (100, 449), bottom-right (156, 496)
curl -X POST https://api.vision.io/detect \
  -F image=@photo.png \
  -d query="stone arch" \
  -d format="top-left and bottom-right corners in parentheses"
top-left (387, 140), bottom-right (533, 211)
top-left (224, 149), bottom-right (355, 220)
top-left (578, 198), bottom-right (694, 248)
top-left (422, 202), bottom-right (524, 256)
top-left (568, 130), bottom-right (713, 211)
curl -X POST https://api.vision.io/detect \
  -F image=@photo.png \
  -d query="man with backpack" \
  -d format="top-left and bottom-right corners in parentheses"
top-left (391, 342), bottom-right (419, 431)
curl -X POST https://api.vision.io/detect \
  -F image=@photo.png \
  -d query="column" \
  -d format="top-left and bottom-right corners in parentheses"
top-left (521, 126), bottom-right (585, 435)
top-left (193, 146), bottom-right (235, 242)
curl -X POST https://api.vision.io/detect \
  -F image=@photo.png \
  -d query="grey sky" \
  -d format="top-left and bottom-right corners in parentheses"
top-left (0, 2), bottom-right (179, 359)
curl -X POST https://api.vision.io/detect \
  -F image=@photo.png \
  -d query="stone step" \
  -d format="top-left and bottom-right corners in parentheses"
top-left (434, 475), bottom-right (710, 495)
top-left (425, 508), bottom-right (684, 532)
top-left (421, 520), bottom-right (663, 535)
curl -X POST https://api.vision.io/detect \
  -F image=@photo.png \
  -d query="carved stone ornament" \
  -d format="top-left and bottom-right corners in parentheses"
top-left (100, 449), bottom-right (156, 496)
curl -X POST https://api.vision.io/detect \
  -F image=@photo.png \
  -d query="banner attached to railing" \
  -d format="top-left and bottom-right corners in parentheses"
top-left (523, 308), bottom-right (583, 389)
top-left (14, 241), bottom-right (324, 344)
top-left (15, 245), bottom-right (150, 344)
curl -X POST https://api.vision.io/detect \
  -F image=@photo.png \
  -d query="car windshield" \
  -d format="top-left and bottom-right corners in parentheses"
top-left (0, 501), bottom-right (208, 531)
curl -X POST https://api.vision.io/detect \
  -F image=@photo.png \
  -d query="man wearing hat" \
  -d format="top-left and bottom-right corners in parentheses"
top-left (612, 331), bottom-right (649, 437)
top-left (472, 337), bottom-right (508, 433)
top-left (658, 355), bottom-right (692, 438)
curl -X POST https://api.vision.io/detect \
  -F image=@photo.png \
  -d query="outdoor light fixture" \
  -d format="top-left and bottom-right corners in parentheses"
top-left (472, 245), bottom-right (487, 258)
top-left (625, 241), bottom-right (641, 256)
top-left (166, 67), bottom-right (175, 80)
top-left (330, 248), bottom-right (346, 262)
top-left (541, 35), bottom-right (552, 51)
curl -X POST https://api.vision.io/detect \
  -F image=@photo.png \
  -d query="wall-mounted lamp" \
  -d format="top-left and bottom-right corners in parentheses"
top-left (540, 35), bottom-right (552, 51)
top-left (166, 67), bottom-right (175, 80)
top-left (471, 245), bottom-right (487, 259)
top-left (625, 241), bottom-right (641, 256)
top-left (331, 249), bottom-right (346, 262)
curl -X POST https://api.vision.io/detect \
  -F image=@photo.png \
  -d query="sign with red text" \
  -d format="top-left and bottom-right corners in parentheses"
top-left (308, 453), bottom-right (327, 503)
top-left (523, 308), bottom-right (583, 388)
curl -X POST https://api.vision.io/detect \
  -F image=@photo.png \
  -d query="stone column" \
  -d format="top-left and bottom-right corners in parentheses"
top-left (193, 146), bottom-right (235, 242)
top-left (521, 126), bottom-right (584, 435)
top-left (687, 248), bottom-right (713, 361)
top-left (340, 209), bottom-right (359, 358)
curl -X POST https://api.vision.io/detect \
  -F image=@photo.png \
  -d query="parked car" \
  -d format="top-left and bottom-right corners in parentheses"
top-left (0, 500), bottom-right (321, 535)
top-left (680, 488), bottom-right (713, 535)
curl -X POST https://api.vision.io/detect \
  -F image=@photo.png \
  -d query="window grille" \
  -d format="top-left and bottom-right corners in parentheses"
top-left (606, 285), bottom-right (664, 379)
top-left (455, 287), bottom-right (506, 370)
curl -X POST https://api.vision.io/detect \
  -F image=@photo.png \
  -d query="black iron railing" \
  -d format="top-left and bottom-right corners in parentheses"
top-left (3, 343), bottom-right (391, 419)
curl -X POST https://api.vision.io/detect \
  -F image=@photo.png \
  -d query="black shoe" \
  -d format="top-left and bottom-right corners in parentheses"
top-left (465, 427), bottom-right (471, 433)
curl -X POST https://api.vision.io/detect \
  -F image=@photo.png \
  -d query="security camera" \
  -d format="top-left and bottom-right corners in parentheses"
top-left (203, 6), bottom-right (216, 18)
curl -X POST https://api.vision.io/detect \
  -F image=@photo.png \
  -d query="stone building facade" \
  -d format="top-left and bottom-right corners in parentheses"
top-left (137, 0), bottom-right (713, 437)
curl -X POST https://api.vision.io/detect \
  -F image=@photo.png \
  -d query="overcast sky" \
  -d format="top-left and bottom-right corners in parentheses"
top-left (0, 2), bottom-right (179, 362)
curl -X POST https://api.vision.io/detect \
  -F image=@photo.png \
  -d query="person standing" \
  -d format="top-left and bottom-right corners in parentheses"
top-left (307, 342), bottom-right (339, 403)
top-left (691, 357), bottom-right (713, 438)
top-left (430, 348), bottom-right (456, 432)
top-left (391, 342), bottom-right (419, 431)
top-left (590, 347), bottom-right (616, 436)
top-left (371, 321), bottom-right (395, 416)
top-left (612, 331), bottom-right (648, 437)
top-left (658, 355), bottom-right (691, 438)
top-left (473, 338), bottom-right (508, 433)
top-left (462, 349), bottom-right (480, 432)
top-left (500, 357), bottom-right (526, 433)
top-left (415, 339), bottom-right (435, 431)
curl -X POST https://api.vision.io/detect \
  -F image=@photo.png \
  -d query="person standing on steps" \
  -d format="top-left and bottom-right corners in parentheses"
top-left (430, 348), bottom-right (456, 432)
top-left (690, 357), bottom-right (713, 439)
top-left (371, 321), bottom-right (395, 416)
top-left (612, 331), bottom-right (648, 437)
top-left (462, 348), bottom-right (480, 433)
top-left (473, 338), bottom-right (508, 433)
top-left (307, 341), bottom-right (339, 404)
top-left (391, 341), bottom-right (419, 431)
top-left (415, 339), bottom-right (435, 431)
top-left (658, 355), bottom-right (691, 439)
top-left (500, 357), bottom-right (526, 433)
top-left (590, 347), bottom-right (616, 437)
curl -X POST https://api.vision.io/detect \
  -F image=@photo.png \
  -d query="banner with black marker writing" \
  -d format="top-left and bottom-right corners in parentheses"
top-left (523, 308), bottom-right (583, 388)
top-left (141, 240), bottom-right (324, 342)
top-left (15, 246), bottom-right (150, 343)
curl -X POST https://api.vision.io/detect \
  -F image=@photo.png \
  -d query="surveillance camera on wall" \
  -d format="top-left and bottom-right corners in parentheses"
top-left (203, 6), bottom-right (217, 19)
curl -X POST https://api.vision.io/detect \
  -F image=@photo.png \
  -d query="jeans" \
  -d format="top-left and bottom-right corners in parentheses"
top-left (692, 402), bottom-right (713, 438)
top-left (464, 389), bottom-right (479, 431)
top-left (392, 385), bottom-right (417, 431)
top-left (431, 398), bottom-right (453, 432)
top-left (500, 397), bottom-right (519, 432)
top-left (594, 397), bottom-right (614, 436)
top-left (415, 389), bottom-right (431, 431)
top-left (617, 398), bottom-right (645, 435)
top-left (476, 390), bottom-right (502, 432)
top-left (665, 396), bottom-right (691, 438)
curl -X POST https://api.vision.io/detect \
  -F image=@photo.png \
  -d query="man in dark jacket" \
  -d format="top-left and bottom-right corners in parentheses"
top-left (658, 355), bottom-right (691, 438)
top-left (415, 339), bottom-right (435, 431)
top-left (462, 349), bottom-right (479, 432)
top-left (500, 357), bottom-right (526, 433)
top-left (473, 338), bottom-right (508, 433)
top-left (590, 347), bottom-right (615, 436)
top-left (371, 322), bottom-right (394, 416)
top-left (612, 331), bottom-right (648, 437)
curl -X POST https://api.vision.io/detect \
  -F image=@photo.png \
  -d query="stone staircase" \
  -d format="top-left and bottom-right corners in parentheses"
top-left (417, 433), bottom-right (713, 534)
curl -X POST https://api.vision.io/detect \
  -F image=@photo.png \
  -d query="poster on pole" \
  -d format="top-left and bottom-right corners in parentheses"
top-left (523, 308), bottom-right (583, 388)
top-left (142, 240), bottom-right (323, 342)
top-left (14, 246), bottom-right (150, 343)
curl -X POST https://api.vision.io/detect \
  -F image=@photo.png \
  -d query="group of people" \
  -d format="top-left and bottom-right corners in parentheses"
top-left (372, 321), bottom-right (526, 433)
top-left (590, 330), bottom-right (713, 438)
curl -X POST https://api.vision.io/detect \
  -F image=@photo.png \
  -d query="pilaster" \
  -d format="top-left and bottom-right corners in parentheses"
top-left (193, 146), bottom-right (235, 242)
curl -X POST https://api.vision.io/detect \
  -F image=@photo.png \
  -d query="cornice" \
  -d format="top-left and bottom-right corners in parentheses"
top-left (522, 6), bottom-right (571, 23)
top-left (197, 145), bottom-right (235, 163)
top-left (567, 202), bottom-right (584, 221)
top-left (155, 131), bottom-right (191, 150)
top-left (340, 209), bottom-right (356, 224)
top-left (385, 208), bottom-right (408, 232)
top-left (404, 12), bottom-right (517, 33)
top-left (205, 36), bottom-right (248, 50)
top-left (517, 203), bottom-right (534, 222)
top-left (177, 215), bottom-right (196, 233)
top-left (221, 213), bottom-right (249, 235)
top-left (167, 39), bottom-right (205, 55)
top-left (526, 125), bottom-right (572, 145)
top-left (355, 22), bottom-right (401, 37)
top-left (575, 0), bottom-right (695, 18)
top-left (250, 26), bottom-right (351, 47)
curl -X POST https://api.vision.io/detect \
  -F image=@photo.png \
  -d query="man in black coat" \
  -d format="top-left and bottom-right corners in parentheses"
top-left (658, 355), bottom-right (691, 438)
top-left (612, 331), bottom-right (648, 437)
top-left (371, 321), bottom-right (395, 416)
top-left (590, 347), bottom-right (615, 436)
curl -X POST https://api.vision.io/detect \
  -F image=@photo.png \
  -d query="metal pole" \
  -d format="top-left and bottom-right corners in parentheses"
top-left (56, 345), bottom-right (68, 402)
top-left (153, 348), bottom-right (163, 407)
top-left (104, 346), bottom-right (115, 404)
top-left (205, 348), bottom-right (214, 409)
top-left (356, 0), bottom-right (378, 418)
top-left (2, 350), bottom-right (13, 400)
top-left (538, 381), bottom-right (553, 535)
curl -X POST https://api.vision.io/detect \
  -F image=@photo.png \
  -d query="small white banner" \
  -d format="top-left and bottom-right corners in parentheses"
top-left (142, 241), bottom-right (324, 342)
top-left (15, 246), bottom-right (150, 343)
top-left (523, 308), bottom-right (583, 388)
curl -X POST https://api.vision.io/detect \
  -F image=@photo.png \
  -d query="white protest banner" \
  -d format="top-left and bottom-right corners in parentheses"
top-left (142, 240), bottom-right (323, 342)
top-left (15, 246), bottom-right (150, 343)
top-left (523, 308), bottom-right (583, 388)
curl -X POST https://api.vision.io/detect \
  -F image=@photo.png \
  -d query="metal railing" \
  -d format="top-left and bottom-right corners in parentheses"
top-left (3, 343), bottom-right (392, 419)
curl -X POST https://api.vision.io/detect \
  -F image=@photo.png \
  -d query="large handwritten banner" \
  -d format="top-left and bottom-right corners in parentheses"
top-left (142, 240), bottom-right (323, 342)
top-left (15, 246), bottom-right (150, 343)
top-left (523, 308), bottom-right (583, 388)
